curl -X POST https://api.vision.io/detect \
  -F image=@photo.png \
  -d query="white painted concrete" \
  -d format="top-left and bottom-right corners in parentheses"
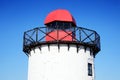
top-left (28, 44), bottom-right (94, 80)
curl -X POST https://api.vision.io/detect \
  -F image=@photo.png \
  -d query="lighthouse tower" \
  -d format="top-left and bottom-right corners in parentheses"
top-left (23, 9), bottom-right (100, 80)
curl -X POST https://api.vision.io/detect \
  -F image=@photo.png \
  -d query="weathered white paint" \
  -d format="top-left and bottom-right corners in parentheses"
top-left (28, 44), bottom-right (94, 80)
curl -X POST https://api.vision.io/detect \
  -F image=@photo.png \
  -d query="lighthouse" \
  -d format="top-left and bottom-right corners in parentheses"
top-left (23, 9), bottom-right (100, 80)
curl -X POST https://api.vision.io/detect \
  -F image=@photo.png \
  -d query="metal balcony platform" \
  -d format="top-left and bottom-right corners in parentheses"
top-left (23, 26), bottom-right (100, 56)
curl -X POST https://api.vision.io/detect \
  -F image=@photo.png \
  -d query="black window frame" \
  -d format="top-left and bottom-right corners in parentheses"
top-left (88, 63), bottom-right (92, 76)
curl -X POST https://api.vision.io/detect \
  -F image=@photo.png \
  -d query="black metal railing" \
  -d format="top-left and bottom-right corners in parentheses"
top-left (23, 26), bottom-right (100, 55)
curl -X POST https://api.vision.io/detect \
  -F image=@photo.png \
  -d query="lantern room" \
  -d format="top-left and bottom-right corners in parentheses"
top-left (44, 9), bottom-right (76, 41)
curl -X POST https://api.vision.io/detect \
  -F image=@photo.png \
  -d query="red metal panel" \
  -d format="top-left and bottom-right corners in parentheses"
top-left (46, 30), bottom-right (75, 41)
top-left (44, 9), bottom-right (76, 26)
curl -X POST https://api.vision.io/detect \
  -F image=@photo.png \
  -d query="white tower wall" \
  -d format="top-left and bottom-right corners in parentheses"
top-left (28, 44), bottom-right (94, 80)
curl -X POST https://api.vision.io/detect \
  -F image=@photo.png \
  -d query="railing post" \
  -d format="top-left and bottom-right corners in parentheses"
top-left (36, 28), bottom-right (38, 42)
top-left (73, 27), bottom-right (75, 41)
top-left (23, 32), bottom-right (26, 47)
top-left (79, 28), bottom-right (81, 42)
top-left (57, 25), bottom-right (59, 42)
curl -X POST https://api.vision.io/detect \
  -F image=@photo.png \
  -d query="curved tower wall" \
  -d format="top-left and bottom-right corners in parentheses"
top-left (28, 44), bottom-right (94, 80)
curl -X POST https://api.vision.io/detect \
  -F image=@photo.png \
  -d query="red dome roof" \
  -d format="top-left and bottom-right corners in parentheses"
top-left (44, 9), bottom-right (76, 25)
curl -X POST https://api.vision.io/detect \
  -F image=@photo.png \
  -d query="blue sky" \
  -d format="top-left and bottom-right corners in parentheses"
top-left (0, 0), bottom-right (120, 80)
